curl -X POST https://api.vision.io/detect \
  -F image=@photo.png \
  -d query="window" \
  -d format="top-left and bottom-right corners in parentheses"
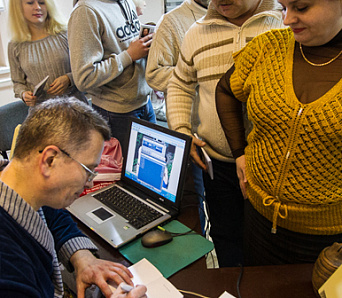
top-left (165, 0), bottom-right (184, 13)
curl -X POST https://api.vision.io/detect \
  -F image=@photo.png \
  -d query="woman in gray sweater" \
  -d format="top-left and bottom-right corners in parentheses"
top-left (8, 0), bottom-right (86, 106)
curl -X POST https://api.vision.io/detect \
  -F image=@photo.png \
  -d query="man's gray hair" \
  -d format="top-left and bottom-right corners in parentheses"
top-left (13, 97), bottom-right (111, 159)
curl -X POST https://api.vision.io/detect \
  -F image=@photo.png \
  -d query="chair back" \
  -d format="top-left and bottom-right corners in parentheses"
top-left (0, 101), bottom-right (29, 159)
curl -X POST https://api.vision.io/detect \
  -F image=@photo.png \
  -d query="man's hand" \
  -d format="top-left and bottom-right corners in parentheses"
top-left (110, 283), bottom-right (147, 298)
top-left (47, 75), bottom-right (70, 95)
top-left (22, 91), bottom-right (36, 106)
top-left (236, 155), bottom-right (247, 199)
top-left (70, 250), bottom-right (134, 298)
top-left (127, 34), bottom-right (153, 61)
top-left (191, 136), bottom-right (207, 170)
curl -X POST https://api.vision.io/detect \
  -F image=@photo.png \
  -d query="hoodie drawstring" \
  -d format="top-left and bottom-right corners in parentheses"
top-left (117, 0), bottom-right (135, 27)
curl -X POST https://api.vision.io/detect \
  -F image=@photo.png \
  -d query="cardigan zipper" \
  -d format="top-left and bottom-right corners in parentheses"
top-left (268, 106), bottom-right (304, 233)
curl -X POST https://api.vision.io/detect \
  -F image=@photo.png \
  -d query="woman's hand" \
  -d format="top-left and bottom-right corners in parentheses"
top-left (236, 155), bottom-right (247, 199)
top-left (47, 75), bottom-right (70, 95)
top-left (22, 91), bottom-right (36, 106)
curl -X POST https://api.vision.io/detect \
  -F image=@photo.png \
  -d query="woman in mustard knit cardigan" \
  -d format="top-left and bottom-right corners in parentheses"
top-left (216, 0), bottom-right (342, 266)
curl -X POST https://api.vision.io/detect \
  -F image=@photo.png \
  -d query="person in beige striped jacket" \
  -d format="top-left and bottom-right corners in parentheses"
top-left (167, 0), bottom-right (284, 267)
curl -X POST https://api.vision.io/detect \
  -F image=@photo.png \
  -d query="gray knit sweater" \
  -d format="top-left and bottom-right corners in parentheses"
top-left (8, 32), bottom-right (85, 103)
top-left (68, 0), bottom-right (151, 113)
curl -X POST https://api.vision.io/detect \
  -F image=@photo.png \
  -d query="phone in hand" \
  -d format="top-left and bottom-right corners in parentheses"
top-left (194, 133), bottom-right (214, 180)
top-left (139, 24), bottom-right (155, 38)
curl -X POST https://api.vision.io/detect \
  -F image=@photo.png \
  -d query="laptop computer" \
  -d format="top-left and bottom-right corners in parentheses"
top-left (67, 118), bottom-right (192, 248)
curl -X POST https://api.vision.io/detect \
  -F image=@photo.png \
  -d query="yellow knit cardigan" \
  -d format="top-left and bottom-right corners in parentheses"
top-left (230, 28), bottom-right (342, 235)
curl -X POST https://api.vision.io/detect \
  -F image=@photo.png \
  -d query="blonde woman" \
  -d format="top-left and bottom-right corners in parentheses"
top-left (8, 0), bottom-right (86, 106)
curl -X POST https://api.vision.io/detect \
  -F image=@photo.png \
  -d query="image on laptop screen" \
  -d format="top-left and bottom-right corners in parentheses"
top-left (124, 121), bottom-right (187, 203)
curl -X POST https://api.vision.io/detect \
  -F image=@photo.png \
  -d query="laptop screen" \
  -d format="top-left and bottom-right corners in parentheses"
top-left (123, 119), bottom-right (190, 204)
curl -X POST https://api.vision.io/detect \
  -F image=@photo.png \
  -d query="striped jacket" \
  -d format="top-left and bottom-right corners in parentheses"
top-left (167, 0), bottom-right (284, 161)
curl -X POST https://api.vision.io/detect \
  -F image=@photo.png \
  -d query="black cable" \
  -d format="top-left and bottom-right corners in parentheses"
top-left (158, 209), bottom-right (197, 237)
top-left (170, 230), bottom-right (197, 237)
top-left (157, 200), bottom-right (207, 237)
top-left (183, 189), bottom-right (211, 243)
top-left (183, 188), bottom-right (211, 224)
top-left (156, 186), bottom-right (210, 237)
top-left (237, 263), bottom-right (244, 298)
top-left (175, 188), bottom-right (218, 267)
top-left (182, 188), bottom-right (213, 243)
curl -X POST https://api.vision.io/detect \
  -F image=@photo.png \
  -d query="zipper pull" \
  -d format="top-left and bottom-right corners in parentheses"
top-left (298, 107), bottom-right (303, 116)
top-left (236, 29), bottom-right (241, 44)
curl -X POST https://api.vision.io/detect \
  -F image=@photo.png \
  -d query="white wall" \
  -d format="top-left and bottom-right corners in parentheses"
top-left (139, 0), bottom-right (164, 25)
top-left (0, 0), bottom-right (164, 106)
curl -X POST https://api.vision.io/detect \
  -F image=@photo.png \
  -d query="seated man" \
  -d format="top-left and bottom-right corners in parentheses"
top-left (0, 98), bottom-right (146, 298)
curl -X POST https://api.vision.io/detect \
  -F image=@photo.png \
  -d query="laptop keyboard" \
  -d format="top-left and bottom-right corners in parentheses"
top-left (93, 186), bottom-right (163, 229)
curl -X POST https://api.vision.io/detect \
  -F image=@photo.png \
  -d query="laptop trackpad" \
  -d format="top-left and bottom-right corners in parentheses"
top-left (86, 207), bottom-right (115, 224)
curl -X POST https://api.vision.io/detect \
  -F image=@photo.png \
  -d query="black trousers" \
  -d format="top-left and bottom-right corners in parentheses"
top-left (244, 199), bottom-right (342, 266)
top-left (203, 159), bottom-right (244, 267)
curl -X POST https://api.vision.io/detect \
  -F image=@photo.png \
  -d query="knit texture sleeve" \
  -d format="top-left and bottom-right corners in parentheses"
top-left (167, 30), bottom-right (198, 135)
top-left (8, 32), bottom-right (78, 101)
top-left (145, 14), bottom-right (182, 93)
top-left (59, 32), bottom-right (74, 87)
top-left (59, 237), bottom-right (98, 272)
top-left (0, 159), bottom-right (9, 171)
top-left (42, 207), bottom-right (97, 271)
top-left (8, 41), bottom-right (29, 99)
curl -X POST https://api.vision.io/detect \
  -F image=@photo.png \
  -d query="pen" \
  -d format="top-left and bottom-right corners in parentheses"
top-left (121, 283), bottom-right (134, 293)
top-left (157, 226), bottom-right (166, 231)
top-left (193, 133), bottom-right (206, 145)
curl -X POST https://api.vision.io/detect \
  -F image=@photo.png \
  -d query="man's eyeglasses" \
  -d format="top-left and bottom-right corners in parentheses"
top-left (39, 147), bottom-right (98, 182)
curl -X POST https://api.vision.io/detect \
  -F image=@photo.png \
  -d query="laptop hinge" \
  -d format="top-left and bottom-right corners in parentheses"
top-left (146, 198), bottom-right (169, 213)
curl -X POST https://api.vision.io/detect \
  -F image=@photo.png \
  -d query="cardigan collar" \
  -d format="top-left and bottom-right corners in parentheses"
top-left (0, 181), bottom-right (55, 257)
top-left (0, 181), bottom-right (64, 297)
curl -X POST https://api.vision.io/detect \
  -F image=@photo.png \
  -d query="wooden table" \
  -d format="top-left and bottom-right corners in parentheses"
top-left (63, 171), bottom-right (317, 298)
top-left (169, 263), bottom-right (317, 298)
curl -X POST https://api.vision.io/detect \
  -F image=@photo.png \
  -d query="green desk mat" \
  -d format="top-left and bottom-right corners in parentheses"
top-left (118, 220), bottom-right (214, 278)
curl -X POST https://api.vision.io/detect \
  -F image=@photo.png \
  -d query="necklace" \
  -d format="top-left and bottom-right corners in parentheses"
top-left (299, 43), bottom-right (342, 67)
